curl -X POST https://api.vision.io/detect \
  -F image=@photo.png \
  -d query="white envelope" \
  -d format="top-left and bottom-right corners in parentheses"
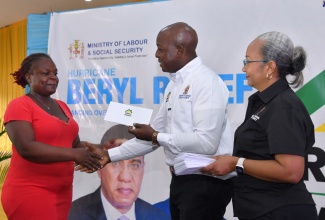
top-left (104, 102), bottom-right (153, 126)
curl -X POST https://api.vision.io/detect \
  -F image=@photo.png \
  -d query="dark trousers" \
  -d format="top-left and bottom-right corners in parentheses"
top-left (169, 173), bottom-right (233, 220)
top-left (239, 204), bottom-right (318, 220)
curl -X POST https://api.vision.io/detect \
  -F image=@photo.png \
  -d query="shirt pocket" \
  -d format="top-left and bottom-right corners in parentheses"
top-left (176, 98), bottom-right (192, 122)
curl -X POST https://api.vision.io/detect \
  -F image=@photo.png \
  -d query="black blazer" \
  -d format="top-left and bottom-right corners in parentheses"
top-left (69, 187), bottom-right (171, 220)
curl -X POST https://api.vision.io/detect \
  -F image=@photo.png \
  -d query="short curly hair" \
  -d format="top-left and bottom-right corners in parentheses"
top-left (11, 53), bottom-right (52, 88)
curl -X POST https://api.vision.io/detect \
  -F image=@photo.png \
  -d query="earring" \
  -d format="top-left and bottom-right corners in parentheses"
top-left (266, 73), bottom-right (272, 80)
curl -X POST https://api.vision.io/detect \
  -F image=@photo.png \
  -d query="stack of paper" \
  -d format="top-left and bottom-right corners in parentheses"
top-left (173, 152), bottom-right (237, 180)
top-left (174, 153), bottom-right (215, 175)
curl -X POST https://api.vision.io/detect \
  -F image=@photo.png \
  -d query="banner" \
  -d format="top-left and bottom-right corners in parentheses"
top-left (48, 0), bottom-right (325, 218)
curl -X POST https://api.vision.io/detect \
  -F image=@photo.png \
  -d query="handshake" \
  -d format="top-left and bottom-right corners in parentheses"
top-left (73, 139), bottom-right (125, 173)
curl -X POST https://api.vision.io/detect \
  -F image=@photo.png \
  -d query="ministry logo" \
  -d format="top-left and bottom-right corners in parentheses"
top-left (124, 109), bottom-right (132, 117)
top-left (69, 40), bottom-right (85, 59)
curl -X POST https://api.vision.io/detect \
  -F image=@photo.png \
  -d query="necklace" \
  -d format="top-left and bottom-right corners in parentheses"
top-left (30, 92), bottom-right (52, 110)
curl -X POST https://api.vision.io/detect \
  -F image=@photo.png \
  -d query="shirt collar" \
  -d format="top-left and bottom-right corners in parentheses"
top-left (101, 188), bottom-right (136, 220)
top-left (170, 56), bottom-right (202, 83)
top-left (249, 78), bottom-right (290, 104)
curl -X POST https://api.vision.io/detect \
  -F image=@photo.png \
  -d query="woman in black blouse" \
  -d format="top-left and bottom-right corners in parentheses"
top-left (202, 31), bottom-right (317, 220)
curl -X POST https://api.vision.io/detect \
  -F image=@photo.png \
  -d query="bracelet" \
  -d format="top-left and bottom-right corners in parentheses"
top-left (152, 131), bottom-right (159, 146)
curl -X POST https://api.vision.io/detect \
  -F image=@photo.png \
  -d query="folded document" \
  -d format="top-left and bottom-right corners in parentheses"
top-left (104, 102), bottom-right (153, 126)
top-left (173, 153), bottom-right (237, 180)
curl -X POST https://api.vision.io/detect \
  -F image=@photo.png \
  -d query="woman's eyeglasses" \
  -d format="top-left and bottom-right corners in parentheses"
top-left (243, 59), bottom-right (268, 66)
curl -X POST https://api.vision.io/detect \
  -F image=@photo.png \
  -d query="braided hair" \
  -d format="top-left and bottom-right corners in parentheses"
top-left (11, 53), bottom-right (52, 88)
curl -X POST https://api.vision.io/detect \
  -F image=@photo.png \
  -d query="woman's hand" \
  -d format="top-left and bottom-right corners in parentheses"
top-left (74, 142), bottom-right (110, 173)
top-left (73, 147), bottom-right (103, 172)
top-left (201, 155), bottom-right (238, 176)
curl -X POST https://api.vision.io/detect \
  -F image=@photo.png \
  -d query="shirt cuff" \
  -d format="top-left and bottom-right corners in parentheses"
top-left (108, 147), bottom-right (122, 162)
top-left (157, 132), bottom-right (170, 147)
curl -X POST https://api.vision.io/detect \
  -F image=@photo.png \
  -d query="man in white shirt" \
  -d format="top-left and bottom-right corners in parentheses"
top-left (106, 22), bottom-right (233, 220)
top-left (79, 22), bottom-right (233, 220)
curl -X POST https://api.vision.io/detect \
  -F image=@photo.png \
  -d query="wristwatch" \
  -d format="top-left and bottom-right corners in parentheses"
top-left (236, 157), bottom-right (246, 175)
top-left (152, 131), bottom-right (159, 146)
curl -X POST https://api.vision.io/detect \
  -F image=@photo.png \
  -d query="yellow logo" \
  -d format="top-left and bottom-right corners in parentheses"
top-left (124, 109), bottom-right (132, 117)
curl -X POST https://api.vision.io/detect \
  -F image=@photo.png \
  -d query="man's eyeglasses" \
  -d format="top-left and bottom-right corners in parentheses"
top-left (243, 59), bottom-right (268, 66)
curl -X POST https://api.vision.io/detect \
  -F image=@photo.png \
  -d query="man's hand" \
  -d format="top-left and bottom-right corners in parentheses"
top-left (75, 142), bottom-right (110, 173)
top-left (86, 142), bottom-right (110, 166)
top-left (128, 123), bottom-right (155, 141)
top-left (73, 147), bottom-right (103, 172)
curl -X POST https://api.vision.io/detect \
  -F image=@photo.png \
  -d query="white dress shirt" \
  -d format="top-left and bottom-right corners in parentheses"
top-left (101, 189), bottom-right (136, 220)
top-left (109, 57), bottom-right (233, 166)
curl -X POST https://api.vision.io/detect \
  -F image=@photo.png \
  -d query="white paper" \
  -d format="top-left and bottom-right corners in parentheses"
top-left (173, 153), bottom-right (237, 180)
top-left (104, 102), bottom-right (153, 126)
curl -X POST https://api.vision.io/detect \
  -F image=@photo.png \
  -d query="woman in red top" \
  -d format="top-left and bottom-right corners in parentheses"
top-left (2, 53), bottom-right (107, 220)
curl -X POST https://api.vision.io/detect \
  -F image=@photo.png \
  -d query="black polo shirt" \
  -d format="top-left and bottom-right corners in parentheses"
top-left (233, 79), bottom-right (315, 219)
